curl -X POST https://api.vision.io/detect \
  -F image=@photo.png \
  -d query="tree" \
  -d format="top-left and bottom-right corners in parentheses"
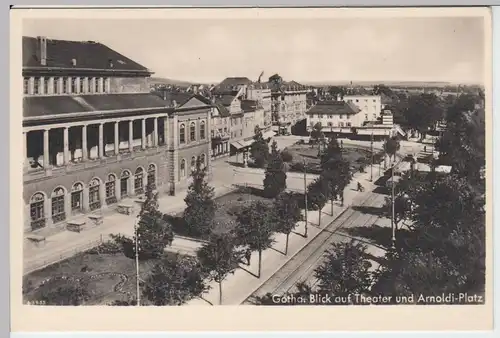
top-left (403, 93), bottom-right (443, 140)
top-left (197, 232), bottom-right (241, 304)
top-left (306, 177), bottom-right (330, 226)
top-left (142, 254), bottom-right (207, 306)
top-left (184, 157), bottom-right (217, 238)
top-left (272, 192), bottom-right (303, 255)
top-left (263, 140), bottom-right (287, 198)
top-left (111, 182), bottom-right (174, 259)
top-left (320, 136), bottom-right (344, 214)
top-left (314, 240), bottom-right (373, 300)
top-left (383, 136), bottom-right (400, 164)
top-left (234, 201), bottom-right (275, 278)
top-left (310, 122), bottom-right (324, 149)
top-left (250, 126), bottom-right (270, 168)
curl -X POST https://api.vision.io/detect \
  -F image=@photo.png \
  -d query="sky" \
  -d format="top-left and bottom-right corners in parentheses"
top-left (23, 16), bottom-right (486, 85)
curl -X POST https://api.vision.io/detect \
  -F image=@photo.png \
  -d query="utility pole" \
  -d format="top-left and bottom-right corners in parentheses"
top-left (370, 132), bottom-right (374, 182)
top-left (303, 157), bottom-right (308, 238)
top-left (134, 220), bottom-right (141, 306)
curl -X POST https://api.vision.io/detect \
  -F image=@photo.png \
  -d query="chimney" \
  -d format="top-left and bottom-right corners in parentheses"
top-left (173, 100), bottom-right (177, 108)
top-left (108, 59), bottom-right (114, 68)
top-left (71, 58), bottom-right (77, 66)
top-left (37, 36), bottom-right (47, 66)
top-left (163, 90), bottom-right (167, 101)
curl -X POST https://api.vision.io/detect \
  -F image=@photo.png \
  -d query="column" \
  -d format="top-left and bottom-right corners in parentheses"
top-left (99, 182), bottom-right (106, 207)
top-left (115, 177), bottom-right (121, 201)
top-left (82, 125), bottom-right (88, 160)
top-left (28, 77), bottom-right (35, 95)
top-left (43, 129), bottom-right (49, 167)
top-left (98, 123), bottom-right (104, 158)
top-left (128, 120), bottom-right (134, 152)
top-left (47, 77), bottom-right (54, 95)
top-left (63, 127), bottom-right (69, 165)
top-left (114, 122), bottom-right (119, 155)
top-left (153, 117), bottom-right (158, 146)
top-left (82, 187), bottom-right (89, 212)
top-left (141, 118), bottom-right (146, 149)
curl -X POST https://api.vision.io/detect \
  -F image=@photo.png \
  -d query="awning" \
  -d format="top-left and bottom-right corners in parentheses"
top-left (230, 139), bottom-right (253, 150)
top-left (262, 130), bottom-right (276, 139)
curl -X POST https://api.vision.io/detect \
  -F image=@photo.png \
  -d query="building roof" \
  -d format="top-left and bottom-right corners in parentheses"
top-left (306, 101), bottom-right (361, 115)
top-left (24, 93), bottom-right (168, 118)
top-left (23, 36), bottom-right (150, 73)
top-left (241, 99), bottom-right (258, 113)
top-left (213, 103), bottom-right (231, 117)
top-left (217, 77), bottom-right (253, 88)
top-left (214, 94), bottom-right (237, 107)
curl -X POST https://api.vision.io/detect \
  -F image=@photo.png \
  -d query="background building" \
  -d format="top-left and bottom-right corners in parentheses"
top-left (23, 36), bottom-right (211, 234)
top-left (343, 94), bottom-right (382, 122)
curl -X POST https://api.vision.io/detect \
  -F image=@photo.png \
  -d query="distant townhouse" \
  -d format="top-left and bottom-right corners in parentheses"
top-left (266, 74), bottom-right (308, 134)
top-left (306, 100), bottom-right (404, 139)
top-left (343, 94), bottom-right (382, 123)
top-left (23, 36), bottom-right (211, 234)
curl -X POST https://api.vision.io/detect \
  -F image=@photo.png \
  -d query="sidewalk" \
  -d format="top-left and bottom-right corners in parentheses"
top-left (23, 183), bottom-right (235, 275)
top-left (186, 160), bottom-right (388, 306)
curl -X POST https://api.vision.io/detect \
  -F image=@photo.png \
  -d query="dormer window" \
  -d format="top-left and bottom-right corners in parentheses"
top-left (71, 59), bottom-right (77, 66)
top-left (108, 59), bottom-right (114, 68)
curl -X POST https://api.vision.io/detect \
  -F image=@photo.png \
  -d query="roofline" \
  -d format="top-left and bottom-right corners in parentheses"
top-left (23, 106), bottom-right (169, 122)
top-left (23, 66), bottom-right (153, 75)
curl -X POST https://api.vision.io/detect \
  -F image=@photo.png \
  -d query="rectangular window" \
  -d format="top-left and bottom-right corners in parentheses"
top-left (95, 77), bottom-right (99, 93)
top-left (71, 77), bottom-right (78, 93)
top-left (62, 77), bottom-right (68, 94)
top-left (89, 186), bottom-right (101, 211)
top-left (347, 115), bottom-right (351, 120)
top-left (340, 115), bottom-right (344, 119)
top-left (87, 77), bottom-right (92, 93)
top-left (79, 77), bottom-right (85, 93)
top-left (104, 78), bottom-right (110, 93)
top-left (23, 78), bottom-right (29, 94)
top-left (33, 77), bottom-right (40, 94)
top-left (52, 77), bottom-right (59, 94)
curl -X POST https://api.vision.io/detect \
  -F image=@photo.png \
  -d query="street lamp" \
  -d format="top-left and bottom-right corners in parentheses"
top-left (370, 132), bottom-right (374, 182)
top-left (134, 220), bottom-right (141, 306)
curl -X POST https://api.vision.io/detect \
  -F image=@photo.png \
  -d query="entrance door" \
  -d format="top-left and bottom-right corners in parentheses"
top-left (120, 178), bottom-right (128, 197)
top-left (71, 191), bottom-right (82, 214)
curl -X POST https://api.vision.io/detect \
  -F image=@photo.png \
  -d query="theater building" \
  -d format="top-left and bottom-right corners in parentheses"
top-left (22, 36), bottom-right (211, 233)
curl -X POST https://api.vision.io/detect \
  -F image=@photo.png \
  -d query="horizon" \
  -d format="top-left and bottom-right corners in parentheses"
top-left (23, 16), bottom-right (486, 85)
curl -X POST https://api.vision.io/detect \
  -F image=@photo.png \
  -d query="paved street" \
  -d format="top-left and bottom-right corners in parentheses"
top-left (242, 191), bottom-right (388, 304)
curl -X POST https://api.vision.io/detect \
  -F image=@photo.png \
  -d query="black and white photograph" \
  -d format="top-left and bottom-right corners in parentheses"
top-left (11, 6), bottom-right (492, 332)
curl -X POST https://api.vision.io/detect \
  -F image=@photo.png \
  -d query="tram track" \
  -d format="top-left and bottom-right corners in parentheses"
top-left (241, 191), bottom-right (384, 305)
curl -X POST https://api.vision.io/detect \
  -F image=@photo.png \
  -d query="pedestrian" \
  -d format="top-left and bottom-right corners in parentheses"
top-left (424, 145), bottom-right (427, 153)
top-left (244, 248), bottom-right (252, 266)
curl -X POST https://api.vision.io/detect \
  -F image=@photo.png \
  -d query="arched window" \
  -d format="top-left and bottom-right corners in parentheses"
top-left (147, 164), bottom-right (156, 189)
top-left (180, 159), bottom-right (186, 178)
top-left (120, 170), bottom-right (131, 198)
top-left (200, 154), bottom-right (206, 169)
top-left (71, 182), bottom-right (84, 212)
top-left (105, 174), bottom-right (117, 205)
top-left (200, 121), bottom-right (206, 140)
top-left (51, 187), bottom-right (66, 223)
top-left (191, 156), bottom-right (197, 172)
top-left (179, 124), bottom-right (186, 144)
top-left (190, 122), bottom-right (196, 142)
top-left (134, 167), bottom-right (144, 195)
top-left (89, 178), bottom-right (101, 211)
top-left (29, 192), bottom-right (46, 230)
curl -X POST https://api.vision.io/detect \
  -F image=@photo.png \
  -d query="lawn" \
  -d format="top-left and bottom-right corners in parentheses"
top-left (168, 186), bottom-right (273, 238)
top-left (284, 143), bottom-right (379, 174)
top-left (23, 250), bottom-right (177, 305)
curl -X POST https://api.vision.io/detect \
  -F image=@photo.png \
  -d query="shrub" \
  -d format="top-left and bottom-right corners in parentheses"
top-left (281, 150), bottom-right (294, 163)
top-left (87, 240), bottom-right (123, 255)
top-left (33, 278), bottom-right (90, 306)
